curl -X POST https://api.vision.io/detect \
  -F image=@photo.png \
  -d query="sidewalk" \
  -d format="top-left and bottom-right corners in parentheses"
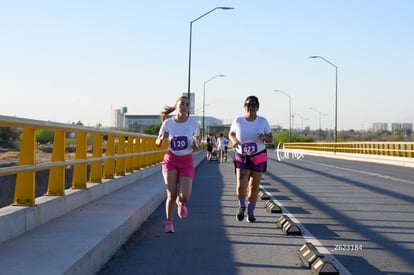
top-left (0, 152), bottom-right (202, 275)
top-left (0, 151), bottom-right (311, 275)
top-left (98, 156), bottom-right (310, 275)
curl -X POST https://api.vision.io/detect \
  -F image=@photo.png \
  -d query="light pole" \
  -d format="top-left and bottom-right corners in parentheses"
top-left (273, 90), bottom-right (291, 142)
top-left (203, 74), bottom-right (225, 140)
top-left (187, 7), bottom-right (234, 109)
top-left (309, 56), bottom-right (338, 153)
top-left (293, 112), bottom-right (307, 131)
top-left (309, 107), bottom-right (327, 141)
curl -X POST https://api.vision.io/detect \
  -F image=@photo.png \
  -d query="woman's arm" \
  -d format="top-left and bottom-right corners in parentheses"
top-left (229, 131), bottom-right (240, 149)
top-left (156, 131), bottom-right (169, 148)
top-left (256, 132), bottom-right (273, 144)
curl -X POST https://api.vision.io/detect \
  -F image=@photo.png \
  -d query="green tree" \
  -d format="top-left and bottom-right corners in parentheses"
top-left (36, 130), bottom-right (54, 144)
top-left (143, 124), bottom-right (161, 135)
top-left (273, 131), bottom-right (289, 145)
top-left (0, 127), bottom-right (21, 148)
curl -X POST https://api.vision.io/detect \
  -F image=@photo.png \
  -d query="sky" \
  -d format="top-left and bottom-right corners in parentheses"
top-left (1, 0), bottom-right (413, 131)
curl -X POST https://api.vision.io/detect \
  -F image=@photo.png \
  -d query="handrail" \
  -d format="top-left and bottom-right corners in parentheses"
top-left (0, 150), bottom-right (164, 176)
top-left (0, 115), bottom-right (170, 206)
top-left (283, 142), bottom-right (414, 158)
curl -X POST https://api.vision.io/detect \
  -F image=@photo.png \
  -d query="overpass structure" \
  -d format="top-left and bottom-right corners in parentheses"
top-left (1, 115), bottom-right (413, 274)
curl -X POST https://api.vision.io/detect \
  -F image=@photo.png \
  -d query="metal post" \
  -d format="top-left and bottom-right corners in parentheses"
top-left (273, 90), bottom-right (291, 142)
top-left (187, 7), bottom-right (234, 113)
top-left (309, 56), bottom-right (338, 153)
top-left (202, 75), bottom-right (225, 139)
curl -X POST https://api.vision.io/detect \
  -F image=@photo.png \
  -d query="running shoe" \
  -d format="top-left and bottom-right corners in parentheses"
top-left (176, 198), bottom-right (188, 219)
top-left (164, 221), bottom-right (175, 233)
top-left (236, 206), bottom-right (246, 221)
top-left (247, 213), bottom-right (256, 223)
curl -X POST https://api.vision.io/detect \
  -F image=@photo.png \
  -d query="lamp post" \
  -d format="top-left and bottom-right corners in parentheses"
top-left (309, 56), bottom-right (338, 153)
top-left (273, 90), bottom-right (292, 142)
top-left (203, 74), bottom-right (225, 139)
top-left (293, 112), bottom-right (307, 131)
top-left (309, 107), bottom-right (327, 141)
top-left (187, 7), bottom-right (234, 109)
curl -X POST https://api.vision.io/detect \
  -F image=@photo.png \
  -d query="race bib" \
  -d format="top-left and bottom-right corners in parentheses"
top-left (241, 142), bottom-right (257, 155)
top-left (171, 136), bottom-right (188, 150)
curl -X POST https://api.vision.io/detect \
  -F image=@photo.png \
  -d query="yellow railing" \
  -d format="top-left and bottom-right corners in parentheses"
top-left (0, 115), bottom-right (169, 207)
top-left (283, 142), bottom-right (414, 158)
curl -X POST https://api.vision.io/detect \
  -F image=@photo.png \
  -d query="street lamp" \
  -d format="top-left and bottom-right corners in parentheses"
top-left (293, 112), bottom-right (308, 131)
top-left (309, 55), bottom-right (338, 153)
top-left (187, 7), bottom-right (234, 108)
top-left (309, 107), bottom-right (327, 141)
top-left (203, 74), bottom-right (225, 139)
top-left (273, 90), bottom-right (292, 142)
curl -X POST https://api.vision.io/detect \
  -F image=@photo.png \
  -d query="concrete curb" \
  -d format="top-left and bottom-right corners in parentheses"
top-left (285, 149), bottom-right (414, 168)
top-left (0, 163), bottom-right (161, 244)
top-left (0, 151), bottom-right (206, 275)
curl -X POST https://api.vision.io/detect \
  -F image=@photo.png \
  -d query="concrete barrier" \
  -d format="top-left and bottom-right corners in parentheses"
top-left (0, 151), bottom-right (205, 275)
top-left (0, 164), bottom-right (160, 244)
top-left (287, 149), bottom-right (414, 168)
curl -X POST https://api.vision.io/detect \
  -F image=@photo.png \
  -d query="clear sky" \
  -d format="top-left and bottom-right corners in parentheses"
top-left (1, 0), bottom-right (413, 131)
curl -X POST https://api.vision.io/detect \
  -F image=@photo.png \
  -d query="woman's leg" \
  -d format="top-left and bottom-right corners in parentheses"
top-left (177, 176), bottom-right (193, 204)
top-left (235, 168), bottom-right (250, 221)
top-left (246, 171), bottom-right (263, 222)
top-left (163, 170), bottom-right (178, 221)
top-left (176, 176), bottom-right (192, 218)
top-left (247, 171), bottom-right (262, 203)
top-left (236, 168), bottom-right (250, 199)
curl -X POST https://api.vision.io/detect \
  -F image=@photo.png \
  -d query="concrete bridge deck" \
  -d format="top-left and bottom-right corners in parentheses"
top-left (2, 149), bottom-right (413, 274)
top-left (0, 151), bottom-right (312, 275)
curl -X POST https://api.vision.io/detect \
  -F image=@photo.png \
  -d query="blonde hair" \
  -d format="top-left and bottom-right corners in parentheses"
top-left (160, 96), bottom-right (190, 121)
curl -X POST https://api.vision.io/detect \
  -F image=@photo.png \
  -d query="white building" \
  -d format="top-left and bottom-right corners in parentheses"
top-left (372, 123), bottom-right (388, 132)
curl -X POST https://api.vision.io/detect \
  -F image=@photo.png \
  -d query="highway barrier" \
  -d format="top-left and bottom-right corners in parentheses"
top-left (0, 114), bottom-right (203, 243)
top-left (284, 141), bottom-right (414, 157)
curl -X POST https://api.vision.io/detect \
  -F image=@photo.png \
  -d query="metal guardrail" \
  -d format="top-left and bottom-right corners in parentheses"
top-left (283, 142), bottom-right (414, 158)
top-left (0, 115), bottom-right (169, 207)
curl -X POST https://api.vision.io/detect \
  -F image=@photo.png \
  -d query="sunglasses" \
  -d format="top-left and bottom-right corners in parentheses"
top-left (244, 103), bottom-right (258, 108)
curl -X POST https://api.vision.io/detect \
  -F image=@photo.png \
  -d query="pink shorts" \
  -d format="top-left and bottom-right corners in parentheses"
top-left (234, 150), bottom-right (267, 172)
top-left (162, 151), bottom-right (195, 179)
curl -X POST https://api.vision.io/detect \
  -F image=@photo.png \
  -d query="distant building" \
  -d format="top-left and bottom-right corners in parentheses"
top-left (392, 123), bottom-right (413, 132)
top-left (270, 124), bottom-right (283, 133)
top-left (372, 123), bottom-right (388, 132)
top-left (126, 115), bottom-right (162, 132)
top-left (402, 123), bottom-right (413, 131)
top-left (372, 122), bottom-right (412, 132)
top-left (122, 114), bottom-right (224, 133)
top-left (192, 116), bottom-right (223, 130)
top-left (112, 108), bottom-right (128, 128)
top-left (391, 123), bottom-right (402, 131)
top-left (112, 109), bottom-right (122, 128)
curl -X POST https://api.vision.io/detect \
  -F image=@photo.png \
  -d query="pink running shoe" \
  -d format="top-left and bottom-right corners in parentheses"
top-left (164, 221), bottom-right (175, 233)
top-left (176, 198), bottom-right (188, 219)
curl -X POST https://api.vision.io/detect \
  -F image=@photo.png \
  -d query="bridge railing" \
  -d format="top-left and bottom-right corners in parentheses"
top-left (0, 115), bottom-right (170, 207)
top-left (283, 142), bottom-right (414, 158)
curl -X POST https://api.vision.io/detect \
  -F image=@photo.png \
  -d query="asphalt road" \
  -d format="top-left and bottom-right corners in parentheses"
top-left (263, 151), bottom-right (414, 274)
top-left (98, 150), bottom-right (414, 275)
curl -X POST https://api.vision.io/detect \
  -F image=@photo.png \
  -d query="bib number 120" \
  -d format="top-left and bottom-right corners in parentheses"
top-left (171, 136), bottom-right (187, 150)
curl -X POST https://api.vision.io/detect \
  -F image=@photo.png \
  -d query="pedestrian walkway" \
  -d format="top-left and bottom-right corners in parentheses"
top-left (0, 151), bottom-right (313, 275)
top-left (98, 156), bottom-right (310, 275)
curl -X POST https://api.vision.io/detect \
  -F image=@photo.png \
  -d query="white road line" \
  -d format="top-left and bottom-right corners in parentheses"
top-left (301, 158), bottom-right (414, 185)
top-left (260, 186), bottom-right (352, 275)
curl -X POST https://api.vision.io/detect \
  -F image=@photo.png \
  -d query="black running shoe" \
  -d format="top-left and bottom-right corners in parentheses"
top-left (236, 206), bottom-right (246, 221)
top-left (247, 213), bottom-right (256, 223)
